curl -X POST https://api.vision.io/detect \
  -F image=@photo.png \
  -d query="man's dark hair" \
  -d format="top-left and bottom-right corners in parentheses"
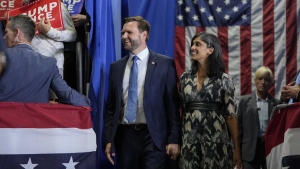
top-left (123, 16), bottom-right (151, 41)
top-left (8, 15), bottom-right (36, 42)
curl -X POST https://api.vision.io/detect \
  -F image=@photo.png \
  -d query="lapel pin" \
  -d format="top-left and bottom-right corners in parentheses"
top-left (152, 62), bottom-right (155, 64)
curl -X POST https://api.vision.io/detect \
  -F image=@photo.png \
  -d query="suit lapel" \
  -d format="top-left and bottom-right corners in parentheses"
top-left (267, 95), bottom-right (276, 119)
top-left (250, 92), bottom-right (258, 119)
top-left (117, 56), bottom-right (129, 98)
top-left (248, 92), bottom-right (260, 136)
top-left (144, 51), bottom-right (157, 90)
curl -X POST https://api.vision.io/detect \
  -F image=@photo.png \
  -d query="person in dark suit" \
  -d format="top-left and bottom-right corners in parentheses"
top-left (104, 16), bottom-right (181, 169)
top-left (0, 15), bottom-right (89, 107)
top-left (237, 66), bottom-right (280, 169)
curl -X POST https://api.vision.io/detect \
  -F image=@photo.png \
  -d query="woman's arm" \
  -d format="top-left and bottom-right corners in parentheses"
top-left (226, 116), bottom-right (242, 169)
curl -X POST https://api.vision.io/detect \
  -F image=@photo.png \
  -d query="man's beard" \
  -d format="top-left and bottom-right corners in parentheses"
top-left (123, 38), bottom-right (141, 52)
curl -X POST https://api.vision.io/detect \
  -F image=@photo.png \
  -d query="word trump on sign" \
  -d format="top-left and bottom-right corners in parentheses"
top-left (7, 0), bottom-right (64, 34)
top-left (22, 2), bottom-right (57, 22)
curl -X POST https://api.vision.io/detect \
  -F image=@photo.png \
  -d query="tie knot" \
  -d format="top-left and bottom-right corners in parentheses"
top-left (132, 56), bottom-right (138, 62)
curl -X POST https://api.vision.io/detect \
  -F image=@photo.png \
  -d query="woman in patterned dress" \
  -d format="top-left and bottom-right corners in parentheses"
top-left (179, 32), bottom-right (242, 169)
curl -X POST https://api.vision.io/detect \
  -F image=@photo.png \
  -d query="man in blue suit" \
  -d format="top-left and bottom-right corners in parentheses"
top-left (0, 15), bottom-right (89, 107)
top-left (105, 16), bottom-right (181, 169)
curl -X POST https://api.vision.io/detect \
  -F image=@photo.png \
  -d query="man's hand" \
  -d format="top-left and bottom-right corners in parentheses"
top-left (166, 144), bottom-right (180, 160)
top-left (105, 143), bottom-right (115, 165)
top-left (280, 85), bottom-right (291, 102)
top-left (288, 84), bottom-right (300, 99)
top-left (280, 81), bottom-right (300, 102)
top-left (38, 18), bottom-right (52, 34)
top-left (71, 14), bottom-right (87, 27)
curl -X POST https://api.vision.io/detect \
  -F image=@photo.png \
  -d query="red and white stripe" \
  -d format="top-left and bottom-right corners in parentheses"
top-left (265, 103), bottom-right (300, 169)
top-left (0, 102), bottom-right (96, 155)
top-left (0, 128), bottom-right (96, 154)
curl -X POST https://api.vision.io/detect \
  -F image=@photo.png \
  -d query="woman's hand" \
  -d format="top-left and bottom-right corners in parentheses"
top-left (233, 149), bottom-right (242, 169)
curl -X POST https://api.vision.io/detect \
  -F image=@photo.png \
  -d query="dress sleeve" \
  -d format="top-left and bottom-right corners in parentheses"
top-left (179, 73), bottom-right (185, 110)
top-left (221, 74), bottom-right (236, 117)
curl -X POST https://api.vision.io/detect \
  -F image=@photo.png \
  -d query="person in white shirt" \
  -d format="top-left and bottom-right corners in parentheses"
top-left (22, 0), bottom-right (76, 101)
top-left (22, 0), bottom-right (76, 77)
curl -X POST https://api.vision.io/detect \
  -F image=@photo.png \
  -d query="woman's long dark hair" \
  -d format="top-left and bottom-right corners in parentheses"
top-left (190, 32), bottom-right (225, 77)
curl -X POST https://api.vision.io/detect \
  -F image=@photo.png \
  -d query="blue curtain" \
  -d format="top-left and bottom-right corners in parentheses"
top-left (85, 0), bottom-right (116, 168)
top-left (122, 0), bottom-right (175, 57)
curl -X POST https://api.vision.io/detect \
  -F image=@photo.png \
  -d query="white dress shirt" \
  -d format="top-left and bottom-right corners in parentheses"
top-left (122, 47), bottom-right (149, 124)
top-left (256, 92), bottom-right (269, 137)
top-left (31, 3), bottom-right (76, 70)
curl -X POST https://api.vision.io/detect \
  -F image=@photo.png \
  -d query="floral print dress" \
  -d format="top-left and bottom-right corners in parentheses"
top-left (179, 71), bottom-right (236, 169)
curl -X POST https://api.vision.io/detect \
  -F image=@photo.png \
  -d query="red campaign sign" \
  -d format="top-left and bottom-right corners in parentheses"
top-left (7, 0), bottom-right (63, 34)
top-left (0, 0), bottom-right (22, 20)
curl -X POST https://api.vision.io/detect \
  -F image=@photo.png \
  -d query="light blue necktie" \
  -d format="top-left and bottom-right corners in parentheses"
top-left (289, 73), bottom-right (300, 103)
top-left (125, 56), bottom-right (138, 122)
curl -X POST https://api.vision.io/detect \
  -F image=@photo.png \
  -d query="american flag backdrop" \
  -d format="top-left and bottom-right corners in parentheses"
top-left (175, 0), bottom-right (300, 99)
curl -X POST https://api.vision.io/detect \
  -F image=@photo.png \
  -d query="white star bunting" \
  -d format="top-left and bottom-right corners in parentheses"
top-left (20, 158), bottom-right (38, 169)
top-left (62, 157), bottom-right (79, 169)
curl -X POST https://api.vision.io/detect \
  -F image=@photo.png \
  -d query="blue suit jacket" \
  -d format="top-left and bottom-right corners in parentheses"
top-left (0, 44), bottom-right (89, 107)
top-left (105, 49), bottom-right (181, 151)
top-left (294, 70), bottom-right (300, 102)
top-left (237, 91), bottom-right (280, 161)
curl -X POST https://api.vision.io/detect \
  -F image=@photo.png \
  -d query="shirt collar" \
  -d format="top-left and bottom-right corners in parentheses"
top-left (256, 91), bottom-right (269, 102)
top-left (129, 47), bottom-right (149, 62)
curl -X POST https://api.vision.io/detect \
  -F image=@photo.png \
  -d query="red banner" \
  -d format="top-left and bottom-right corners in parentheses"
top-left (7, 0), bottom-right (63, 34)
top-left (0, 0), bottom-right (22, 20)
top-left (265, 103), bottom-right (300, 169)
